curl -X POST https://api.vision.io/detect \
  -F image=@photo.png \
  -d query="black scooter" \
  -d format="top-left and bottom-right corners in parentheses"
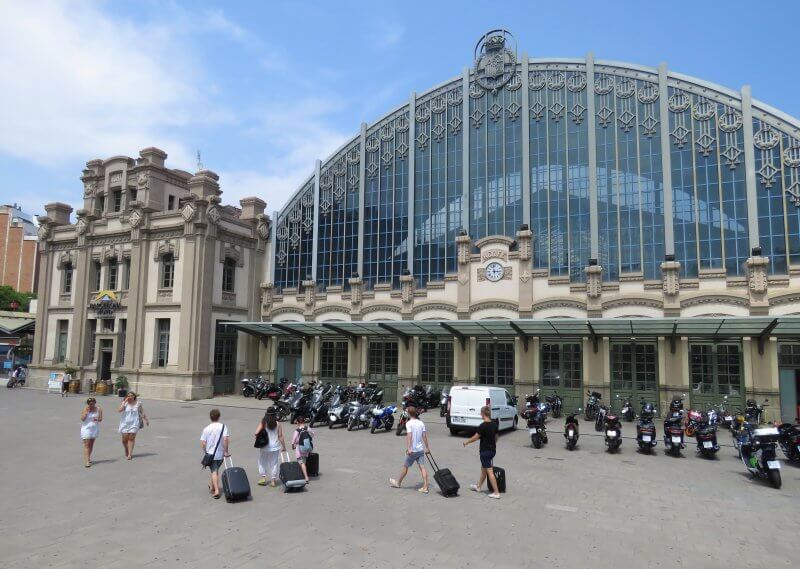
top-left (585, 390), bottom-right (602, 421)
top-left (635, 399), bottom-right (658, 453)
top-left (563, 408), bottom-right (581, 450)
top-left (546, 392), bottom-right (563, 419)
top-left (740, 424), bottom-right (783, 489)
top-left (604, 413), bottom-right (622, 452)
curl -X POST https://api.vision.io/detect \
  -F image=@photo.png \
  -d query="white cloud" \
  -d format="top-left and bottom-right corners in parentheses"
top-left (0, 0), bottom-right (204, 169)
top-left (370, 22), bottom-right (405, 50)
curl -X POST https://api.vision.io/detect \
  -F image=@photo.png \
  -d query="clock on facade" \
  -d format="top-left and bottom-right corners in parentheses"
top-left (484, 262), bottom-right (505, 282)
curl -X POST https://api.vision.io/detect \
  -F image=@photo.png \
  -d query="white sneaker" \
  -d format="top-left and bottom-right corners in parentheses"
top-left (470, 484), bottom-right (480, 492)
top-left (488, 493), bottom-right (501, 499)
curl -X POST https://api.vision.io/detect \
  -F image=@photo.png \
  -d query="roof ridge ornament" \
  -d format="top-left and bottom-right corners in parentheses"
top-left (473, 29), bottom-right (517, 94)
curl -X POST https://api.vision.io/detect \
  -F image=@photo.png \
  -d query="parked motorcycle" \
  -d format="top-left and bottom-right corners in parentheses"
top-left (694, 412), bottom-right (720, 458)
top-left (308, 383), bottom-right (334, 427)
top-left (740, 424), bottom-right (783, 489)
top-left (636, 399), bottom-right (658, 453)
top-left (604, 412), bottom-right (622, 452)
top-left (396, 387), bottom-right (425, 436)
top-left (584, 390), bottom-right (602, 421)
top-left (685, 407), bottom-right (704, 437)
top-left (563, 408), bottom-right (581, 450)
top-left (744, 399), bottom-right (767, 425)
top-left (348, 401), bottom-right (376, 431)
top-left (370, 405), bottom-right (397, 433)
top-left (522, 396), bottom-right (550, 449)
top-left (439, 387), bottom-right (451, 417)
top-left (663, 416), bottom-right (685, 456)
top-left (777, 422), bottom-right (800, 463)
top-left (241, 375), bottom-right (264, 398)
top-left (594, 403), bottom-right (609, 432)
top-left (6, 367), bottom-right (27, 388)
top-left (328, 395), bottom-right (354, 429)
top-left (545, 392), bottom-right (563, 419)
top-left (618, 395), bottom-right (635, 422)
top-left (289, 389), bottom-right (314, 424)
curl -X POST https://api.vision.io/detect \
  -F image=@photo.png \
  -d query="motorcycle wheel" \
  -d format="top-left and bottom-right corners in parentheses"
top-left (552, 409), bottom-right (561, 419)
top-left (347, 419), bottom-right (355, 431)
top-left (328, 422), bottom-right (334, 429)
top-left (531, 434), bottom-right (542, 449)
top-left (585, 410), bottom-right (595, 421)
top-left (767, 469), bottom-right (782, 489)
top-left (670, 446), bottom-right (681, 457)
top-left (449, 428), bottom-right (459, 436)
top-left (638, 442), bottom-right (650, 453)
top-left (594, 421), bottom-right (603, 432)
top-left (395, 422), bottom-right (405, 436)
top-left (440, 408), bottom-right (445, 417)
top-left (566, 438), bottom-right (576, 451)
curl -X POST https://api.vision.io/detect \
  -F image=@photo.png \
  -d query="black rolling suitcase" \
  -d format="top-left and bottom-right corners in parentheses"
top-left (279, 451), bottom-right (307, 492)
top-left (493, 466), bottom-right (506, 493)
top-left (426, 452), bottom-right (459, 497)
top-left (221, 457), bottom-right (251, 502)
top-left (306, 452), bottom-right (319, 477)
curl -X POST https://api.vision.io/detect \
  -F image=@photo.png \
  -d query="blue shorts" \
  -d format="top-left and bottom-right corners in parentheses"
top-left (404, 450), bottom-right (425, 468)
top-left (209, 459), bottom-right (223, 473)
top-left (479, 450), bottom-right (496, 469)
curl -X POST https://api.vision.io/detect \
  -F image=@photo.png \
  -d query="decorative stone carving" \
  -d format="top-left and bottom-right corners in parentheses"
top-left (153, 239), bottom-right (179, 261)
top-left (747, 255), bottom-right (769, 295)
top-left (516, 228), bottom-right (532, 261)
top-left (256, 213), bottom-right (271, 240)
top-left (519, 270), bottom-right (531, 283)
top-left (660, 260), bottom-right (681, 297)
top-left (57, 251), bottom-right (74, 269)
top-left (75, 217), bottom-right (88, 236)
top-left (260, 282), bottom-right (274, 312)
top-left (136, 171), bottom-right (149, 189)
top-left (219, 243), bottom-right (244, 267)
top-left (37, 223), bottom-right (50, 241)
top-left (481, 249), bottom-right (507, 263)
top-left (109, 172), bottom-right (123, 186)
top-left (128, 208), bottom-right (143, 229)
top-left (348, 276), bottom-right (363, 305)
top-left (84, 180), bottom-right (96, 197)
top-left (302, 279), bottom-right (316, 307)
top-left (181, 201), bottom-right (196, 222)
top-left (456, 234), bottom-right (471, 265)
top-left (206, 205), bottom-right (220, 225)
top-left (400, 273), bottom-right (415, 304)
top-left (585, 264), bottom-right (603, 299)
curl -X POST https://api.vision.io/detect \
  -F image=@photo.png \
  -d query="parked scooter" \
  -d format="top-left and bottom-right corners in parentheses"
top-left (663, 416), bottom-right (686, 456)
top-left (777, 422), bottom-right (800, 463)
top-left (594, 402), bottom-right (609, 432)
top-left (740, 424), bottom-right (783, 489)
top-left (522, 394), bottom-right (550, 449)
top-left (439, 387), bottom-right (451, 417)
top-left (328, 394), bottom-right (353, 429)
top-left (618, 395), bottom-right (635, 422)
top-left (635, 399), bottom-right (658, 453)
top-left (604, 412), bottom-right (622, 452)
top-left (584, 390), bottom-right (602, 421)
top-left (241, 375), bottom-right (264, 398)
top-left (694, 412), bottom-right (720, 458)
top-left (563, 408), bottom-right (581, 450)
top-left (545, 391), bottom-right (563, 419)
top-left (370, 405), bottom-right (397, 433)
top-left (348, 400), bottom-right (376, 431)
top-left (308, 383), bottom-right (334, 427)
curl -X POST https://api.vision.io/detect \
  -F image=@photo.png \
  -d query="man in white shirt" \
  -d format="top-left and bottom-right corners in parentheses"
top-left (389, 406), bottom-right (430, 493)
top-left (200, 408), bottom-right (230, 499)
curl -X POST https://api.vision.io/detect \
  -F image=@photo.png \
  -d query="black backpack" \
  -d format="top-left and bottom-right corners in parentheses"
top-left (297, 428), bottom-right (313, 453)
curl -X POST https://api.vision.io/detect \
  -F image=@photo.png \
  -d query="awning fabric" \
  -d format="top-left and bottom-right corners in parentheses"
top-left (228, 316), bottom-right (800, 342)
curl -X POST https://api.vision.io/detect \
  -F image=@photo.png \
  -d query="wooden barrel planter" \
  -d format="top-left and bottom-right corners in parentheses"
top-left (69, 379), bottom-right (81, 394)
top-left (95, 381), bottom-right (108, 396)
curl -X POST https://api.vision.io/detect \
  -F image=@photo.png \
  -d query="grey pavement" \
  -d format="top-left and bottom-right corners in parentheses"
top-left (1, 388), bottom-right (797, 569)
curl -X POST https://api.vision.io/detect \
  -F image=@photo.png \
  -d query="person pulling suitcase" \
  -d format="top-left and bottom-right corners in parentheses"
top-left (389, 406), bottom-right (430, 494)
top-left (200, 408), bottom-right (229, 499)
top-left (462, 405), bottom-right (501, 499)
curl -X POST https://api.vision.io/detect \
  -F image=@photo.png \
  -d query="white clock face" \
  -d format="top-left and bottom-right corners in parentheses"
top-left (485, 262), bottom-right (504, 282)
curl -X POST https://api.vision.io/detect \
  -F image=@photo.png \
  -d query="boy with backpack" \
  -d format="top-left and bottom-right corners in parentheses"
top-left (291, 415), bottom-right (315, 482)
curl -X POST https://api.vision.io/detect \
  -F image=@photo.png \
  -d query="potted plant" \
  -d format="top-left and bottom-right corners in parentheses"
top-left (63, 365), bottom-right (78, 393)
top-left (115, 375), bottom-right (129, 398)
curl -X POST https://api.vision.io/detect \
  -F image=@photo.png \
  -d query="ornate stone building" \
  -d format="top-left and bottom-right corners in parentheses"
top-left (233, 31), bottom-right (800, 422)
top-left (29, 148), bottom-right (269, 399)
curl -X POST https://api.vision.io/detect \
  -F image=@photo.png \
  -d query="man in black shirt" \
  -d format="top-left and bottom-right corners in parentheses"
top-left (463, 405), bottom-right (500, 498)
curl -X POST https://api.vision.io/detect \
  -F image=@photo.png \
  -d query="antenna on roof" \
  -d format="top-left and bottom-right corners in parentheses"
top-left (196, 150), bottom-right (203, 171)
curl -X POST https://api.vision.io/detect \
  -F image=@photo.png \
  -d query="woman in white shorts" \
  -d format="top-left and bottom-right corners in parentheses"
top-left (80, 397), bottom-right (103, 467)
top-left (118, 392), bottom-right (149, 460)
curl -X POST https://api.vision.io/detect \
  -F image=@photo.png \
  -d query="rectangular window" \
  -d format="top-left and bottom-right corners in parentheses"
top-left (62, 263), bottom-right (73, 294)
top-left (129, 188), bottom-right (138, 204)
top-left (167, 195), bottom-right (175, 210)
top-left (320, 340), bottom-right (348, 381)
top-left (156, 318), bottom-right (170, 367)
top-left (86, 319), bottom-right (96, 363)
top-left (222, 258), bottom-right (236, 293)
top-left (541, 342), bottom-right (583, 389)
top-left (97, 195), bottom-right (105, 214)
top-left (368, 341), bottom-right (398, 379)
top-left (161, 254), bottom-right (174, 289)
top-left (278, 340), bottom-right (303, 358)
top-left (92, 261), bottom-right (102, 292)
top-left (420, 341), bottom-right (453, 384)
top-left (122, 259), bottom-right (131, 289)
top-left (112, 190), bottom-right (122, 212)
top-left (107, 259), bottom-right (118, 290)
top-left (779, 343), bottom-right (800, 367)
top-left (477, 341), bottom-right (514, 386)
top-left (118, 319), bottom-right (126, 366)
top-left (102, 319), bottom-right (114, 333)
top-left (690, 343), bottom-right (742, 397)
top-left (611, 343), bottom-right (657, 392)
top-left (55, 320), bottom-right (68, 363)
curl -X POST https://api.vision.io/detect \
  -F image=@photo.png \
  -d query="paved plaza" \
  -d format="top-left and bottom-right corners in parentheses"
top-left (1, 388), bottom-right (797, 569)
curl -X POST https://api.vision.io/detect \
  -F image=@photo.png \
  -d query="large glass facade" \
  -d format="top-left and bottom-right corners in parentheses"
top-left (272, 59), bottom-right (800, 290)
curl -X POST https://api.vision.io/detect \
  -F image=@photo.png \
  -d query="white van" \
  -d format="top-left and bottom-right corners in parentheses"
top-left (446, 385), bottom-right (518, 435)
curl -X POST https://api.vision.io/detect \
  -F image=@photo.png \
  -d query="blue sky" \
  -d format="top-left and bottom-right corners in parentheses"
top-left (2, 0), bottom-right (799, 219)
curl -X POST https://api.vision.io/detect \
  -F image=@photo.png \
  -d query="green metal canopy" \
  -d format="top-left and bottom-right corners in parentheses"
top-left (228, 316), bottom-right (800, 354)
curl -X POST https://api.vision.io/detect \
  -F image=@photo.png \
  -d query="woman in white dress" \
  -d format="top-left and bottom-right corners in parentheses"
top-left (80, 397), bottom-right (103, 467)
top-left (254, 407), bottom-right (286, 487)
top-left (118, 392), bottom-right (149, 460)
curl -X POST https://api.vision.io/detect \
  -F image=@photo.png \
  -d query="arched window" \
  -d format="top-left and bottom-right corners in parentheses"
top-left (161, 253), bottom-right (175, 289)
top-left (222, 258), bottom-right (236, 293)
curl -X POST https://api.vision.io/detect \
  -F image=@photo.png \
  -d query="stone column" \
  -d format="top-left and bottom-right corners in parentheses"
top-left (346, 339), bottom-right (364, 383)
top-left (301, 337), bottom-right (317, 383)
top-left (397, 337), bottom-right (415, 402)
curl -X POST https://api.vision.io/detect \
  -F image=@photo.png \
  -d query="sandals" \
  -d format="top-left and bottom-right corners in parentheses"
top-left (389, 478), bottom-right (400, 488)
top-left (257, 478), bottom-right (268, 486)
top-left (418, 487), bottom-right (429, 494)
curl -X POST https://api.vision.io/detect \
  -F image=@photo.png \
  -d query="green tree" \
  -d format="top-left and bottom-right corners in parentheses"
top-left (0, 286), bottom-right (36, 312)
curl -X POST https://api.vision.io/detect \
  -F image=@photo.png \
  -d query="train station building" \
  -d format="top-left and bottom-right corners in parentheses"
top-left (30, 31), bottom-right (800, 421)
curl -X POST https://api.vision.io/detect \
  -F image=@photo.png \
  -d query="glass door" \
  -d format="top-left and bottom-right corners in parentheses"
top-left (540, 342), bottom-right (583, 412)
top-left (610, 343), bottom-right (659, 415)
top-left (477, 341), bottom-right (515, 394)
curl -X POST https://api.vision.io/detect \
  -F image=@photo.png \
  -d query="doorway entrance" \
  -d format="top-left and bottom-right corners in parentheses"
top-left (368, 340), bottom-right (398, 401)
top-left (610, 343), bottom-right (659, 415)
top-left (99, 340), bottom-right (113, 381)
top-left (477, 341), bottom-right (514, 393)
top-left (689, 343), bottom-right (744, 412)
top-left (540, 342), bottom-right (583, 412)
top-left (277, 339), bottom-right (302, 383)
top-left (778, 343), bottom-right (800, 422)
top-left (213, 322), bottom-right (238, 394)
